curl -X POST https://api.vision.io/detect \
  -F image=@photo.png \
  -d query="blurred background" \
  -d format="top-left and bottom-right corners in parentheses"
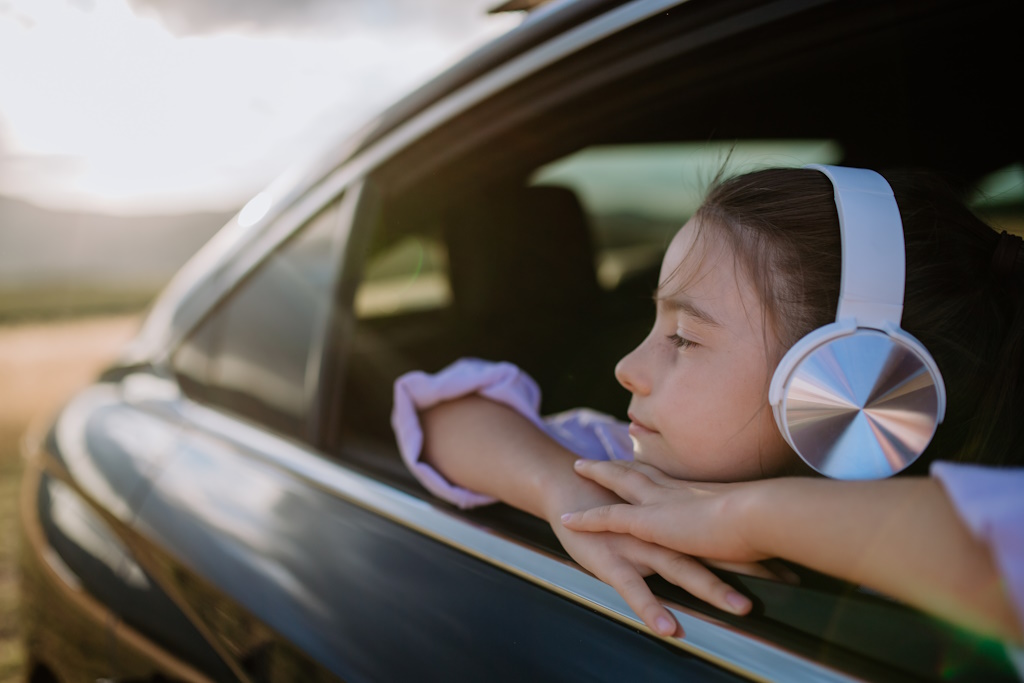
top-left (0, 1), bottom-right (519, 677)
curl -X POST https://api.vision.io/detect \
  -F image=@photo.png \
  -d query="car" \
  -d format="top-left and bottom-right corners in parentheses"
top-left (18, 0), bottom-right (1023, 681)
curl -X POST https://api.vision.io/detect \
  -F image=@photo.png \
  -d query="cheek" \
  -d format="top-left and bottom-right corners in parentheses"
top-left (655, 360), bottom-right (792, 480)
top-left (660, 355), bottom-right (762, 423)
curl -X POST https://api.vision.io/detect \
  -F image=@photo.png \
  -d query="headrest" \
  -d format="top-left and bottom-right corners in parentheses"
top-left (447, 185), bottom-right (599, 319)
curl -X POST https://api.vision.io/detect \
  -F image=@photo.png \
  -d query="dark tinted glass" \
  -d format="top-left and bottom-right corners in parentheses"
top-left (174, 200), bottom-right (341, 438)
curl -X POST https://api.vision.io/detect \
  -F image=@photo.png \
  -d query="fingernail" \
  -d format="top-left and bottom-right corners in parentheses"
top-left (725, 591), bottom-right (751, 614)
top-left (560, 513), bottom-right (572, 523)
top-left (655, 616), bottom-right (675, 635)
top-left (573, 459), bottom-right (585, 468)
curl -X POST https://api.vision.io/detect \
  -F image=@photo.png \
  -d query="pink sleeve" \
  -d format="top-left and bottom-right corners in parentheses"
top-left (930, 461), bottom-right (1024, 633)
top-left (392, 359), bottom-right (545, 509)
top-left (391, 358), bottom-right (632, 509)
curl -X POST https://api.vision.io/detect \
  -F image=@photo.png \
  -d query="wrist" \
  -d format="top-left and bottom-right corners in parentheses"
top-left (538, 458), bottom-right (619, 524)
top-left (729, 477), bottom-right (788, 559)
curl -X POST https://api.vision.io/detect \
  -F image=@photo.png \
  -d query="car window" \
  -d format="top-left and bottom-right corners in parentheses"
top-left (332, 139), bottom-right (846, 455)
top-left (354, 235), bottom-right (451, 319)
top-left (173, 198), bottom-right (343, 439)
top-left (327, 0), bottom-right (1019, 470)
top-left (970, 162), bottom-right (1024, 236)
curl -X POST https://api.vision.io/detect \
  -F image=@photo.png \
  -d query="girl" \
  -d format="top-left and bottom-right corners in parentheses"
top-left (391, 166), bottom-right (1024, 638)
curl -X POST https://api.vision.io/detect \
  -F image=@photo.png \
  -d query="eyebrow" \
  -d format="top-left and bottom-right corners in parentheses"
top-left (653, 289), bottom-right (722, 327)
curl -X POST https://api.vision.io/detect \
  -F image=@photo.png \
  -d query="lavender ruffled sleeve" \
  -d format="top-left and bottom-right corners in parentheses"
top-left (930, 461), bottom-right (1024, 634)
top-left (392, 358), bottom-right (632, 509)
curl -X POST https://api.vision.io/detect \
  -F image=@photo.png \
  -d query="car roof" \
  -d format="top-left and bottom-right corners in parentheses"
top-left (349, 0), bottom-right (626, 161)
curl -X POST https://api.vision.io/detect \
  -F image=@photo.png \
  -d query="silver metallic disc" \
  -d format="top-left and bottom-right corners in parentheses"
top-left (782, 332), bottom-right (940, 479)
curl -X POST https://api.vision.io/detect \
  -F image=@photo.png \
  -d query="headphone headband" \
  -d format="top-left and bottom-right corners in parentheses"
top-left (805, 165), bottom-right (906, 329)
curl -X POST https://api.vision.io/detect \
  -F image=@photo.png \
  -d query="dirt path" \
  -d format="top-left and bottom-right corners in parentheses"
top-left (0, 314), bottom-right (140, 681)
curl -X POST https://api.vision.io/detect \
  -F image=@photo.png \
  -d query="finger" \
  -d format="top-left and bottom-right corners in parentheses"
top-left (561, 504), bottom-right (641, 536)
top-left (648, 551), bottom-right (753, 616)
top-left (574, 458), bottom-right (672, 486)
top-left (603, 459), bottom-right (680, 486)
top-left (572, 459), bottom-right (661, 503)
top-left (599, 561), bottom-right (682, 638)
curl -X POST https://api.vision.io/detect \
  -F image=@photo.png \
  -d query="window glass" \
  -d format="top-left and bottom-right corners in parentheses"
top-left (354, 235), bottom-right (451, 319)
top-left (173, 200), bottom-right (341, 438)
top-left (335, 212), bottom-right (460, 446)
top-left (531, 140), bottom-right (842, 289)
top-left (970, 163), bottom-right (1024, 235)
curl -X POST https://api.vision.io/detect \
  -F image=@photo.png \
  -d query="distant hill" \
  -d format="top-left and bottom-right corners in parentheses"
top-left (0, 194), bottom-right (234, 319)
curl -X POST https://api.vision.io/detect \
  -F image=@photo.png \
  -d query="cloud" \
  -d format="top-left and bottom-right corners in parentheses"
top-left (0, 0), bottom-right (519, 213)
top-left (125, 0), bottom-right (493, 38)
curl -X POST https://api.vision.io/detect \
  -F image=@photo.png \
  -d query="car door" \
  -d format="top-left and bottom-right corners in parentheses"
top-left (20, 353), bottom-right (235, 681)
top-left (118, 185), bottom-right (360, 681)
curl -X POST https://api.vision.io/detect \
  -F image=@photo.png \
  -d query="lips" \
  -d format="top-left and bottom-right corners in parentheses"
top-left (627, 412), bottom-right (657, 435)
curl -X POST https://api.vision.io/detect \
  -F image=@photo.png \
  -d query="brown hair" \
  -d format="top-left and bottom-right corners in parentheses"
top-left (689, 167), bottom-right (1023, 471)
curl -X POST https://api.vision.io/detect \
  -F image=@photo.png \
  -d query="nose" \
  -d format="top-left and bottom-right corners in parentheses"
top-left (615, 341), bottom-right (650, 396)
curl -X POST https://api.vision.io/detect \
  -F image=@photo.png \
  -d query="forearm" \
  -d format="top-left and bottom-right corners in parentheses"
top-left (740, 477), bottom-right (1021, 642)
top-left (420, 396), bottom-right (610, 519)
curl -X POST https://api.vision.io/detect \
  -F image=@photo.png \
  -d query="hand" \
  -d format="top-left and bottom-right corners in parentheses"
top-left (544, 472), bottom-right (754, 638)
top-left (560, 459), bottom-right (770, 565)
top-left (566, 460), bottom-right (1024, 645)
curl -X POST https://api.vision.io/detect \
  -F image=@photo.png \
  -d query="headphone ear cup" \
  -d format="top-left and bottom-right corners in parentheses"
top-left (771, 326), bottom-right (945, 479)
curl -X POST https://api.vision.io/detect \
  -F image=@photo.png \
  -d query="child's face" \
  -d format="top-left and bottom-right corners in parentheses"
top-left (615, 218), bottom-right (798, 481)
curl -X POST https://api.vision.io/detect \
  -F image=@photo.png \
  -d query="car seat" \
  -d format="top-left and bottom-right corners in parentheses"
top-left (446, 184), bottom-right (627, 413)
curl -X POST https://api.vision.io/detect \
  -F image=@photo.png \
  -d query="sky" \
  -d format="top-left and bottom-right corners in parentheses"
top-left (0, 0), bottom-right (520, 215)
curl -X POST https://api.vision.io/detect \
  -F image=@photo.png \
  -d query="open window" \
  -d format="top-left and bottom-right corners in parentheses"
top-left (319, 2), bottom-right (1020, 680)
top-left (329, 0), bottom-right (1023, 476)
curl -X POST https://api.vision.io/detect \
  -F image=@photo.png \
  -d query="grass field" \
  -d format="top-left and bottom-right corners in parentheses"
top-left (0, 315), bottom-right (140, 682)
top-left (0, 287), bottom-right (157, 324)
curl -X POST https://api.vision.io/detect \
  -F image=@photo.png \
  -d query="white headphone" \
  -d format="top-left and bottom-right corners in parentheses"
top-left (768, 165), bottom-right (947, 480)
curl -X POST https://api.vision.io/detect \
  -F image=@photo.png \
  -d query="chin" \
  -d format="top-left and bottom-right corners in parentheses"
top-left (634, 454), bottom-right (689, 480)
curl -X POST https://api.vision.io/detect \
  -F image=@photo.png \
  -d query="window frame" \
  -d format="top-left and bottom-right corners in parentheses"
top-left (167, 184), bottom-right (362, 445)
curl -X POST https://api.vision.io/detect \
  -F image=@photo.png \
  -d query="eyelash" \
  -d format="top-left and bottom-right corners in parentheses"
top-left (667, 334), bottom-right (698, 349)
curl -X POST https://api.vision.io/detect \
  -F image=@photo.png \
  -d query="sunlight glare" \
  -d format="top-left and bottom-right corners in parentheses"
top-left (238, 191), bottom-right (272, 228)
top-left (0, 0), bottom-right (518, 214)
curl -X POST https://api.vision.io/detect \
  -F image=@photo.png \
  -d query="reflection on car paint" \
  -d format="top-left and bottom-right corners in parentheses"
top-left (128, 401), bottom-right (747, 682)
top-left (47, 476), bottom-right (150, 590)
top-left (52, 383), bottom-right (180, 522)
